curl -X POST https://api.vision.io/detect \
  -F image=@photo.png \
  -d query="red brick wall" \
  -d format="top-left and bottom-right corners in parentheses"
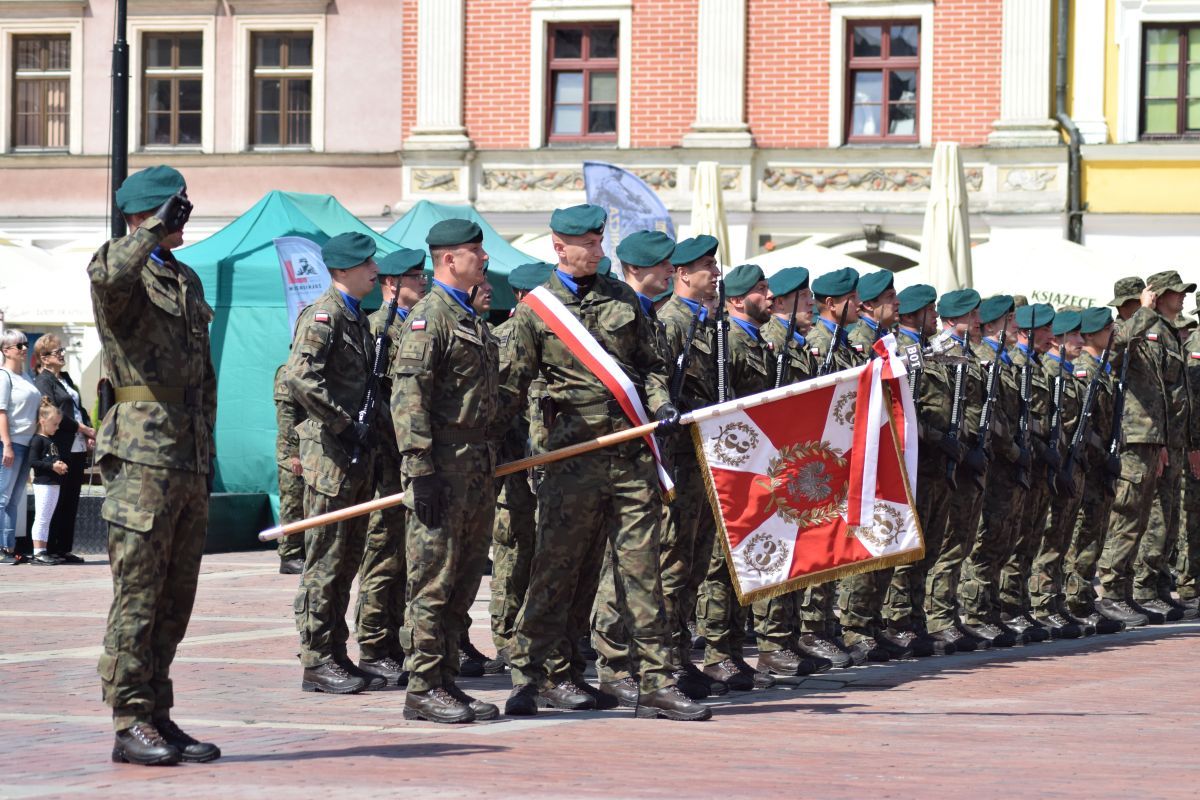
top-left (931, 0), bottom-right (1002, 144)
top-left (400, 0), bottom-right (417, 141)
top-left (630, 0), bottom-right (697, 147)
top-left (746, 0), bottom-right (829, 148)
top-left (464, 0), bottom-right (531, 148)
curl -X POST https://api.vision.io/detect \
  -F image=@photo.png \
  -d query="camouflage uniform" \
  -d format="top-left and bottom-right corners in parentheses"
top-left (89, 219), bottom-right (217, 731)
top-left (885, 328), bottom-right (955, 632)
top-left (1064, 350), bottom-right (1117, 616)
top-left (354, 304), bottom-right (407, 663)
top-left (796, 318), bottom-right (866, 636)
top-left (501, 272), bottom-right (677, 694)
top-left (391, 285), bottom-right (499, 693)
top-left (1097, 308), bottom-right (1171, 601)
top-left (287, 286), bottom-right (375, 670)
top-left (761, 315), bottom-right (816, 383)
top-left (1175, 329), bottom-right (1200, 602)
top-left (274, 364), bottom-right (306, 562)
top-left (1028, 353), bottom-right (1085, 617)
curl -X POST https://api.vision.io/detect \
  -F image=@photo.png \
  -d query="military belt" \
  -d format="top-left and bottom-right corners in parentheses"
top-left (564, 398), bottom-right (625, 416)
top-left (436, 428), bottom-right (488, 444)
top-left (113, 384), bottom-right (201, 408)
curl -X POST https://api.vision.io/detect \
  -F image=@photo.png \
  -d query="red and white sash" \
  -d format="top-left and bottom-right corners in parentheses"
top-left (522, 285), bottom-right (675, 498)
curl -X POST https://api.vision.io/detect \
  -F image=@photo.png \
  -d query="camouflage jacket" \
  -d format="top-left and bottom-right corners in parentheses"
top-left (499, 272), bottom-right (672, 451)
top-left (1184, 329), bottom-right (1200, 449)
top-left (1041, 351), bottom-right (1083, 454)
top-left (658, 295), bottom-right (718, 412)
top-left (727, 319), bottom-right (776, 399)
top-left (493, 313), bottom-right (549, 462)
top-left (761, 315), bottom-right (815, 384)
top-left (807, 316), bottom-right (867, 375)
top-left (1008, 343), bottom-right (1053, 460)
top-left (87, 218), bottom-right (216, 472)
top-left (846, 317), bottom-right (887, 361)
top-left (972, 337), bottom-right (1021, 463)
top-left (1112, 307), bottom-right (1178, 447)
top-left (273, 363), bottom-right (306, 469)
top-left (286, 286), bottom-right (374, 495)
top-left (895, 328), bottom-right (955, 468)
top-left (1071, 350), bottom-right (1116, 468)
top-left (938, 332), bottom-right (986, 443)
top-left (370, 303), bottom-right (406, 450)
top-left (391, 283), bottom-right (499, 477)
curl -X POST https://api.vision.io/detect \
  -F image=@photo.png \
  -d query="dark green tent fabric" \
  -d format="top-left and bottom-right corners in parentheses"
top-left (177, 190), bottom-right (397, 497)
top-left (383, 200), bottom-right (536, 310)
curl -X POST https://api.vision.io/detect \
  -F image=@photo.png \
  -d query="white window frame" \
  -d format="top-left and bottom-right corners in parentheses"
top-left (232, 14), bottom-right (326, 152)
top-left (129, 18), bottom-right (217, 154)
top-left (529, 0), bottom-right (632, 149)
top-left (1114, 0), bottom-right (1200, 143)
top-left (0, 18), bottom-right (83, 155)
top-left (827, 1), bottom-right (934, 148)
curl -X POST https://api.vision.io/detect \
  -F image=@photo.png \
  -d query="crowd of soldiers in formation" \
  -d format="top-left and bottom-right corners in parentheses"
top-left (273, 206), bottom-right (1200, 728)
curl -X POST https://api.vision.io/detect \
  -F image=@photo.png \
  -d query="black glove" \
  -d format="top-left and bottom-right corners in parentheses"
top-left (411, 474), bottom-right (447, 528)
top-left (938, 433), bottom-right (963, 462)
top-left (337, 420), bottom-right (370, 452)
top-left (654, 403), bottom-right (683, 436)
top-left (153, 191), bottom-right (193, 233)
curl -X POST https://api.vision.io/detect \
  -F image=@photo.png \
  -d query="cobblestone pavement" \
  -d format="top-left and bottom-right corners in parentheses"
top-left (1, 550), bottom-right (1198, 799)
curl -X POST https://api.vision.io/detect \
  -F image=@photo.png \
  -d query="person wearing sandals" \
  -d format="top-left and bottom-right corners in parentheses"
top-left (0, 329), bottom-right (40, 566)
top-left (32, 334), bottom-right (95, 564)
top-left (29, 399), bottom-right (69, 565)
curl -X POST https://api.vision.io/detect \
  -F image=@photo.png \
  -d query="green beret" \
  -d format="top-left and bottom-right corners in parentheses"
top-left (1015, 303), bottom-right (1055, 329)
top-left (1107, 276), bottom-right (1144, 307)
top-left (322, 232), bottom-right (377, 270)
top-left (1080, 306), bottom-right (1113, 335)
top-left (857, 271), bottom-right (894, 302)
top-left (1052, 310), bottom-right (1082, 336)
top-left (426, 219), bottom-right (483, 248)
top-left (897, 284), bottom-right (937, 315)
top-left (596, 256), bottom-right (612, 276)
top-left (376, 248), bottom-right (426, 276)
top-left (508, 261), bottom-right (555, 292)
top-left (811, 267), bottom-right (860, 299)
top-left (550, 204), bottom-right (606, 236)
top-left (724, 264), bottom-right (766, 297)
top-left (937, 288), bottom-right (981, 319)
top-left (616, 230), bottom-right (675, 267)
top-left (671, 235), bottom-right (719, 265)
top-left (768, 267), bottom-right (810, 297)
top-left (115, 165), bottom-right (186, 214)
top-left (1146, 269), bottom-right (1197, 295)
top-left (978, 294), bottom-right (1015, 325)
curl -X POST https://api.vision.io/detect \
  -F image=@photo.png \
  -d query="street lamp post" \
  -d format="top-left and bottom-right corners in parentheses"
top-left (110, 0), bottom-right (129, 238)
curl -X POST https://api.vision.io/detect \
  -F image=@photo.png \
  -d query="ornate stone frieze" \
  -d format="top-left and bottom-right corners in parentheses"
top-left (481, 169), bottom-right (584, 191)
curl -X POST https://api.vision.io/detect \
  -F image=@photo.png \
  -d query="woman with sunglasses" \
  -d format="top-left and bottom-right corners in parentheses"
top-left (32, 334), bottom-right (95, 563)
top-left (0, 330), bottom-right (41, 564)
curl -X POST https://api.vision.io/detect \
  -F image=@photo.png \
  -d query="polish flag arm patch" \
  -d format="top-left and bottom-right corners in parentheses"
top-left (313, 312), bottom-right (330, 323)
top-left (411, 319), bottom-right (427, 331)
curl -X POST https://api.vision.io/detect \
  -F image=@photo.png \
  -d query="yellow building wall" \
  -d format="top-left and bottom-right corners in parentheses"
top-left (1104, 0), bottom-right (1118, 142)
top-left (1083, 161), bottom-right (1200, 213)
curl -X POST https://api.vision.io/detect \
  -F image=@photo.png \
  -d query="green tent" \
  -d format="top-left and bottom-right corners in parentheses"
top-left (177, 190), bottom-right (398, 497)
top-left (383, 200), bottom-right (536, 310)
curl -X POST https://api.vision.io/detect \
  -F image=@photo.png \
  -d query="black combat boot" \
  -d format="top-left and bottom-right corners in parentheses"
top-left (358, 657), bottom-right (406, 687)
top-left (635, 686), bottom-right (712, 721)
top-left (302, 661), bottom-right (366, 694)
top-left (155, 719), bottom-right (221, 762)
top-left (1096, 598), bottom-right (1148, 628)
top-left (404, 687), bottom-right (475, 723)
top-left (538, 681), bottom-right (596, 710)
top-left (599, 677), bottom-right (640, 707)
top-left (445, 682), bottom-right (499, 720)
top-left (111, 723), bottom-right (181, 766)
top-left (702, 658), bottom-right (754, 691)
top-left (504, 684), bottom-right (539, 716)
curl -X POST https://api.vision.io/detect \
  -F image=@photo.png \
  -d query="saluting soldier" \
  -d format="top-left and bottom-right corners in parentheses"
top-left (500, 204), bottom-right (709, 721)
top-left (762, 267), bottom-right (815, 381)
top-left (390, 220), bottom-right (500, 724)
top-left (288, 232), bottom-right (382, 696)
top-left (274, 363), bottom-right (307, 574)
top-left (1062, 307), bottom-right (1126, 633)
top-left (884, 285), bottom-right (957, 655)
top-left (91, 165), bottom-right (221, 765)
top-left (795, 267), bottom-right (864, 668)
top-left (353, 247), bottom-right (427, 688)
top-left (840, 271), bottom-right (917, 659)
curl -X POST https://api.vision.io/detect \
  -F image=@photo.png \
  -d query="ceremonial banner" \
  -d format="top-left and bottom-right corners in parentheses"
top-left (583, 161), bottom-right (675, 278)
top-left (274, 236), bottom-right (330, 333)
top-left (693, 336), bottom-right (922, 604)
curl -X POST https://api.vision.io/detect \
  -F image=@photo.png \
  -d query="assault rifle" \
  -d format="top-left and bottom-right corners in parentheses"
top-left (350, 295), bottom-right (399, 466)
top-left (964, 321), bottom-right (1007, 490)
top-left (716, 280), bottom-right (729, 403)
top-left (1043, 343), bottom-right (1068, 494)
top-left (773, 291), bottom-right (801, 389)
top-left (1014, 326), bottom-right (1035, 490)
top-left (670, 306), bottom-right (702, 406)
top-left (943, 335), bottom-right (968, 489)
top-left (1057, 328), bottom-right (1115, 497)
top-left (816, 302), bottom-right (849, 378)
top-left (1104, 336), bottom-right (1134, 496)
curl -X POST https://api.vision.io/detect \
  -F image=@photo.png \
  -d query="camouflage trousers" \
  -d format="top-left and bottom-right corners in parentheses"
top-left (97, 459), bottom-right (208, 731)
top-left (886, 460), bottom-right (952, 631)
top-left (959, 462), bottom-right (1025, 627)
top-left (926, 477), bottom-right (984, 633)
top-left (1133, 452), bottom-right (1182, 602)
top-left (489, 471), bottom-right (537, 655)
top-left (509, 442), bottom-right (675, 693)
top-left (839, 567), bottom-right (894, 644)
top-left (797, 581), bottom-right (836, 635)
top-left (1097, 444), bottom-right (1161, 600)
top-left (1064, 472), bottom-right (1115, 615)
top-left (1174, 474), bottom-right (1200, 601)
top-left (672, 451), bottom-right (718, 662)
top-left (999, 472), bottom-right (1051, 618)
top-left (695, 536), bottom-right (796, 666)
top-left (401, 448), bottom-right (495, 694)
top-left (294, 461), bottom-right (373, 669)
top-left (276, 464), bottom-right (306, 562)
top-left (354, 447), bottom-right (406, 662)
top-left (1029, 469), bottom-right (1086, 616)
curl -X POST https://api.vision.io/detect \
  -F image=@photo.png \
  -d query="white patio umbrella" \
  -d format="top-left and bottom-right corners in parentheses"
top-left (690, 161), bottom-right (731, 270)
top-left (751, 241), bottom-right (879, 280)
top-left (918, 142), bottom-right (973, 292)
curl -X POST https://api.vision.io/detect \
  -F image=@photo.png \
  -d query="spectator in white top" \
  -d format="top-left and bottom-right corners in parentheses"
top-left (0, 329), bottom-right (41, 565)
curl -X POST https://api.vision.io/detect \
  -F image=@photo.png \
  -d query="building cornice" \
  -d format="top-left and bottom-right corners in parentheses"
top-left (0, 0), bottom-right (86, 18)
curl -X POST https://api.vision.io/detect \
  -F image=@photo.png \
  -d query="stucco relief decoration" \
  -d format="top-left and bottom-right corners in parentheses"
top-left (633, 169), bottom-right (678, 189)
top-left (482, 170), bottom-right (584, 191)
top-left (1001, 168), bottom-right (1057, 192)
top-left (412, 170), bottom-right (459, 192)
top-left (762, 167), bottom-right (983, 193)
top-left (720, 168), bottom-right (741, 191)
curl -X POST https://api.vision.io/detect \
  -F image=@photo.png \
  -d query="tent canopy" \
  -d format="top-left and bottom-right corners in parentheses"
top-left (176, 190), bottom-right (398, 496)
top-left (0, 241), bottom-right (93, 325)
top-left (749, 242), bottom-right (879, 280)
top-left (383, 200), bottom-right (536, 310)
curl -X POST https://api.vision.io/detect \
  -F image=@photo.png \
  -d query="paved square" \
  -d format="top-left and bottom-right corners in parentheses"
top-left (1, 551), bottom-right (1197, 799)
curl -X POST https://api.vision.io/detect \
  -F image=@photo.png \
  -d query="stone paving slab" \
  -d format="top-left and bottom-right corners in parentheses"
top-left (1, 550), bottom-right (1198, 799)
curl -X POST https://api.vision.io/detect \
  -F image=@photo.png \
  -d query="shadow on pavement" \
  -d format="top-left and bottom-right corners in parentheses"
top-left (220, 741), bottom-right (508, 763)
